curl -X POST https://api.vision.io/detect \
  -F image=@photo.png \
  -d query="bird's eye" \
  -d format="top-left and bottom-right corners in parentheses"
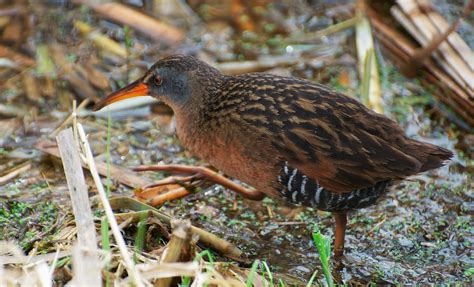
top-left (154, 75), bottom-right (162, 85)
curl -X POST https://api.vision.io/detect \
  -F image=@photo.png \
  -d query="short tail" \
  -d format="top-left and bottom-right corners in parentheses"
top-left (410, 141), bottom-right (453, 172)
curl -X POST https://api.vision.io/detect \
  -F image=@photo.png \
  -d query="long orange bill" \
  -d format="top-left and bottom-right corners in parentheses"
top-left (93, 79), bottom-right (149, 111)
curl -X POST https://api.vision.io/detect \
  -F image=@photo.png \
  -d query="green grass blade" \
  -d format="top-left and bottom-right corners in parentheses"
top-left (246, 259), bottom-right (261, 287)
top-left (101, 218), bottom-right (110, 250)
top-left (306, 269), bottom-right (318, 287)
top-left (101, 111), bottom-right (112, 252)
top-left (261, 261), bottom-right (274, 286)
top-left (101, 110), bottom-right (113, 287)
top-left (312, 230), bottom-right (334, 287)
top-left (192, 250), bottom-right (216, 287)
top-left (133, 212), bottom-right (148, 262)
top-left (194, 249), bottom-right (215, 264)
top-left (361, 48), bottom-right (373, 107)
top-left (101, 217), bottom-right (111, 287)
top-left (105, 111), bottom-right (112, 197)
top-left (180, 276), bottom-right (192, 287)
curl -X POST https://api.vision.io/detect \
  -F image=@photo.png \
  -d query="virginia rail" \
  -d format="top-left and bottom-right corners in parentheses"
top-left (94, 55), bottom-right (452, 258)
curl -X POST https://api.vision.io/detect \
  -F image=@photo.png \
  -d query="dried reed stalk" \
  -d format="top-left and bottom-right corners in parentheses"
top-left (76, 123), bottom-right (145, 287)
top-left (56, 128), bottom-right (101, 286)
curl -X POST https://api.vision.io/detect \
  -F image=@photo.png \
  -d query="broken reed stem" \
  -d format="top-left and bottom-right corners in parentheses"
top-left (56, 128), bottom-right (101, 286)
top-left (155, 220), bottom-right (191, 287)
top-left (367, 8), bottom-right (474, 126)
top-left (291, 16), bottom-right (361, 43)
top-left (110, 197), bottom-right (242, 259)
top-left (396, 0), bottom-right (473, 91)
top-left (74, 20), bottom-right (127, 58)
top-left (51, 99), bottom-right (90, 137)
top-left (34, 139), bottom-right (152, 187)
top-left (161, 221), bottom-right (191, 263)
top-left (390, 5), bottom-right (468, 92)
top-left (0, 161), bottom-right (31, 185)
top-left (76, 1), bottom-right (184, 45)
top-left (355, 0), bottom-right (383, 113)
top-left (215, 56), bottom-right (300, 75)
top-left (0, 44), bottom-right (35, 66)
top-left (76, 123), bottom-right (144, 287)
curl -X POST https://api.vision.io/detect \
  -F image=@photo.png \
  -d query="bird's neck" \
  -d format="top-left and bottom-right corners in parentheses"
top-left (170, 74), bottom-right (229, 158)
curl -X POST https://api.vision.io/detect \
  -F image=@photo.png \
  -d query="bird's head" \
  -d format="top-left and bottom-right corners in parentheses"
top-left (93, 55), bottom-right (223, 111)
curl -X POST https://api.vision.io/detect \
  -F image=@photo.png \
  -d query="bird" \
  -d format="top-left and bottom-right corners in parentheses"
top-left (93, 54), bottom-right (453, 258)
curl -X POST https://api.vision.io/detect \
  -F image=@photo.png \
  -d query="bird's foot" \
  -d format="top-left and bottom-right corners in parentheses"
top-left (133, 164), bottom-right (265, 201)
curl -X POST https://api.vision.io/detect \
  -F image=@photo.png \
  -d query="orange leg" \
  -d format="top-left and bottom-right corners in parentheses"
top-left (142, 174), bottom-right (202, 189)
top-left (133, 164), bottom-right (265, 200)
top-left (333, 212), bottom-right (347, 259)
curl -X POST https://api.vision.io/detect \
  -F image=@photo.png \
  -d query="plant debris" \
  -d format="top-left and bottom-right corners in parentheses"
top-left (0, 0), bottom-right (472, 285)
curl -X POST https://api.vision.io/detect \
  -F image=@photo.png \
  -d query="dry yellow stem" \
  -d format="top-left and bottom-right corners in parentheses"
top-left (74, 20), bottom-right (127, 58)
top-left (355, 0), bottom-right (383, 113)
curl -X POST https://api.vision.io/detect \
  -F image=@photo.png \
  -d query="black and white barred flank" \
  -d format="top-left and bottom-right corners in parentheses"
top-left (277, 162), bottom-right (391, 212)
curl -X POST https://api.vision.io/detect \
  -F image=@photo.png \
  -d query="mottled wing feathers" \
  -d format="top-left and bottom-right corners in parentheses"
top-left (217, 73), bottom-right (447, 193)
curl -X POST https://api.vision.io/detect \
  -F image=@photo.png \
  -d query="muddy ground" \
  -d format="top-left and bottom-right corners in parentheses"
top-left (0, 0), bottom-right (472, 285)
